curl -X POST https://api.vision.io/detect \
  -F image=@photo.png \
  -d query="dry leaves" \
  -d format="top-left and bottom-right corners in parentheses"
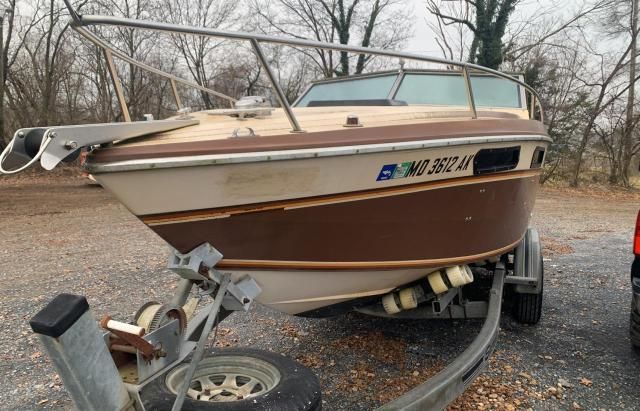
top-left (296, 353), bottom-right (324, 369)
top-left (541, 184), bottom-right (640, 202)
top-left (579, 377), bottom-right (593, 387)
top-left (331, 331), bottom-right (407, 365)
top-left (448, 355), bottom-right (543, 411)
top-left (541, 236), bottom-right (575, 256)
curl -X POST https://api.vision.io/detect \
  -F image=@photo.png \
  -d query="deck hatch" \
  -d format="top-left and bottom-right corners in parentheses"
top-left (473, 146), bottom-right (520, 175)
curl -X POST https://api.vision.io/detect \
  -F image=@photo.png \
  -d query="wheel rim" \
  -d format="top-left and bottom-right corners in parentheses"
top-left (165, 355), bottom-right (281, 402)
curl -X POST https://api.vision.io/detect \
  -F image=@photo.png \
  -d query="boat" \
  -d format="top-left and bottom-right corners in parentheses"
top-left (0, 12), bottom-right (550, 317)
top-left (4, 5), bottom-right (553, 409)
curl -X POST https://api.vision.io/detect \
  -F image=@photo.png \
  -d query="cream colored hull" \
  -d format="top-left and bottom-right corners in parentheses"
top-left (228, 267), bottom-right (441, 315)
top-left (92, 136), bottom-right (547, 216)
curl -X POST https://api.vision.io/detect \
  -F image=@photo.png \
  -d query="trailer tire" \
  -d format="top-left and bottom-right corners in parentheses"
top-left (513, 256), bottom-right (544, 325)
top-left (631, 304), bottom-right (640, 350)
top-left (141, 347), bottom-right (322, 410)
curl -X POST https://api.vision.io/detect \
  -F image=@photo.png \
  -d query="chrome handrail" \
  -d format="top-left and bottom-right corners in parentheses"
top-left (75, 27), bottom-right (237, 104)
top-left (63, 1), bottom-right (544, 130)
top-left (72, 25), bottom-right (237, 122)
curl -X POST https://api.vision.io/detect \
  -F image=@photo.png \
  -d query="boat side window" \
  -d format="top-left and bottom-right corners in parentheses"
top-left (394, 73), bottom-right (522, 108)
top-left (530, 146), bottom-right (546, 169)
top-left (296, 74), bottom-right (398, 107)
top-left (473, 146), bottom-right (521, 175)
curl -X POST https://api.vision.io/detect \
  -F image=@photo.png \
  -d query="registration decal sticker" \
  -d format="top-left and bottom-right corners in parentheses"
top-left (392, 162), bottom-right (412, 179)
top-left (376, 164), bottom-right (397, 181)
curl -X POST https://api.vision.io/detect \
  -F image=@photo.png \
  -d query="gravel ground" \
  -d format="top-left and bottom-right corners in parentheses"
top-left (0, 174), bottom-right (639, 410)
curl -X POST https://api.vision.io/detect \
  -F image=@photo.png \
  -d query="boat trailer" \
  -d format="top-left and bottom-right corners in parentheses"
top-left (29, 229), bottom-right (543, 411)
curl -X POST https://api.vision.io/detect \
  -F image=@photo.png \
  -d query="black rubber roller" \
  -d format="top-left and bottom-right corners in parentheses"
top-left (23, 128), bottom-right (47, 158)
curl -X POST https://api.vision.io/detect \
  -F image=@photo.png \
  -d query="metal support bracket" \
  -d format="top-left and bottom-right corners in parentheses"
top-left (355, 294), bottom-right (488, 320)
top-left (0, 119), bottom-right (198, 174)
top-left (167, 243), bottom-right (261, 311)
top-left (250, 39), bottom-right (304, 133)
top-left (169, 79), bottom-right (183, 111)
top-left (136, 320), bottom-right (181, 383)
top-left (103, 48), bottom-right (131, 122)
top-left (505, 228), bottom-right (542, 294)
top-left (171, 274), bottom-right (231, 411)
top-left (462, 67), bottom-right (477, 119)
top-left (167, 243), bottom-right (222, 280)
top-left (432, 288), bottom-right (459, 315)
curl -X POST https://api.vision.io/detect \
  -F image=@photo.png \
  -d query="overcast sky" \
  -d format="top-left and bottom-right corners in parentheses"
top-left (406, 0), bottom-right (440, 54)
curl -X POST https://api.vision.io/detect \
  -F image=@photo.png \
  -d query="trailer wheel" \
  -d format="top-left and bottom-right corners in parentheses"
top-left (631, 304), bottom-right (640, 350)
top-left (513, 255), bottom-right (544, 324)
top-left (141, 348), bottom-right (321, 410)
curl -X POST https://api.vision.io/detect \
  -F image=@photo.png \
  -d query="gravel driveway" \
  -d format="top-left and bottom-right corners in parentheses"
top-left (0, 174), bottom-right (638, 410)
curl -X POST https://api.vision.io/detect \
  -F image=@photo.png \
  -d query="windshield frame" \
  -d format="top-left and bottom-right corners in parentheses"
top-left (293, 69), bottom-right (527, 110)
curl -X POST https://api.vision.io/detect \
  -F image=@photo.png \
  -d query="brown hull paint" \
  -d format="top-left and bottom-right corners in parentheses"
top-left (90, 119), bottom-right (546, 163)
top-left (148, 174), bottom-right (539, 267)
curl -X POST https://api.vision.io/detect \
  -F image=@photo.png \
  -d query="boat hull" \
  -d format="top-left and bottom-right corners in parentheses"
top-left (90, 129), bottom-right (548, 315)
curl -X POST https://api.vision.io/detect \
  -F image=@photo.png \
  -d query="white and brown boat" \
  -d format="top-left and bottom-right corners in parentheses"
top-left (0, 15), bottom-right (550, 316)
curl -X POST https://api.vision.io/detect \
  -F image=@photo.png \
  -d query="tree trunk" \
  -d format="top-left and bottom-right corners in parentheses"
top-left (467, 36), bottom-right (478, 63)
top-left (621, 0), bottom-right (638, 187)
top-left (571, 114), bottom-right (600, 187)
top-left (0, 15), bottom-right (5, 147)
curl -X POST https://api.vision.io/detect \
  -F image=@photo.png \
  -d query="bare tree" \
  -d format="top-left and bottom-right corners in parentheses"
top-left (251, 0), bottom-right (411, 77)
top-left (620, 0), bottom-right (638, 187)
top-left (593, 99), bottom-right (640, 183)
top-left (91, 0), bottom-right (163, 120)
top-left (510, 41), bottom-right (590, 184)
top-left (161, 0), bottom-right (237, 109)
top-left (426, 0), bottom-right (608, 68)
top-left (502, 1), bottom-right (609, 64)
top-left (426, 0), bottom-right (472, 62)
top-left (5, 0), bottom-right (85, 127)
top-left (0, 1), bottom-right (14, 146)
top-left (426, 0), bottom-right (519, 68)
top-left (570, 12), bottom-right (640, 186)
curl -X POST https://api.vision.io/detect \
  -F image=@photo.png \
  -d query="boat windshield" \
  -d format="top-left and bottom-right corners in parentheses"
top-left (295, 74), bottom-right (398, 107)
top-left (295, 71), bottom-right (524, 109)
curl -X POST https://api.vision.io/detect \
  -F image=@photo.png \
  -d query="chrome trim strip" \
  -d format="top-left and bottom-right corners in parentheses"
top-left (86, 134), bottom-right (552, 173)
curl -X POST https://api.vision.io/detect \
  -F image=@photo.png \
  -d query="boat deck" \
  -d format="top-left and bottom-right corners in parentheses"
top-left (120, 105), bottom-right (529, 148)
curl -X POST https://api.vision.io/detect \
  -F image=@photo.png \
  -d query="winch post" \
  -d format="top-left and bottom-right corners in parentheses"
top-left (172, 273), bottom-right (231, 411)
top-left (170, 278), bottom-right (194, 307)
top-left (29, 294), bottom-right (132, 411)
top-left (166, 243), bottom-right (261, 410)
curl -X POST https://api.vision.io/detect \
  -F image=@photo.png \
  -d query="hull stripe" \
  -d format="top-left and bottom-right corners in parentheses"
top-left (214, 236), bottom-right (523, 271)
